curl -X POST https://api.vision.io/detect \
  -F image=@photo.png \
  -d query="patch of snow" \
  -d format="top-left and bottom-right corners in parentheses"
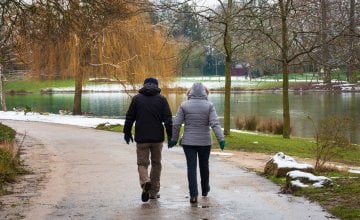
top-left (210, 152), bottom-right (234, 157)
top-left (0, 111), bottom-right (124, 128)
top-left (272, 152), bottom-right (313, 169)
top-left (52, 84), bottom-right (132, 92)
top-left (341, 87), bottom-right (353, 91)
top-left (291, 180), bottom-right (309, 188)
top-left (312, 182), bottom-right (325, 188)
top-left (287, 170), bottom-right (332, 188)
top-left (287, 170), bottom-right (330, 182)
top-left (348, 167), bottom-right (360, 174)
top-left (88, 77), bottom-right (118, 82)
top-left (230, 129), bottom-right (257, 134)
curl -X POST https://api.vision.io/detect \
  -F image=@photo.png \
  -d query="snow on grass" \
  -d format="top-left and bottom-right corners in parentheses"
top-left (287, 170), bottom-right (332, 188)
top-left (273, 152), bottom-right (313, 169)
top-left (0, 111), bottom-right (124, 128)
top-left (291, 179), bottom-right (309, 188)
top-left (210, 152), bottom-right (234, 157)
top-left (348, 167), bottom-right (360, 174)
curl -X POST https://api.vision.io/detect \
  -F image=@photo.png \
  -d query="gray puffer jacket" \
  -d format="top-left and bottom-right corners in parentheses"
top-left (172, 83), bottom-right (224, 146)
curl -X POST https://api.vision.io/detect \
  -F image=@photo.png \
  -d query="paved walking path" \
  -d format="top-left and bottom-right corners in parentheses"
top-left (1, 120), bottom-right (335, 219)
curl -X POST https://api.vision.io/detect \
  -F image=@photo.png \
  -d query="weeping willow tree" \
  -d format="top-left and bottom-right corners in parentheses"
top-left (17, 0), bottom-right (179, 114)
top-left (90, 15), bottom-right (179, 88)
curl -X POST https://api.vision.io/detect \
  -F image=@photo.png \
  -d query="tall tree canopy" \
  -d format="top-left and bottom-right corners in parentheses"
top-left (16, 0), bottom-right (179, 114)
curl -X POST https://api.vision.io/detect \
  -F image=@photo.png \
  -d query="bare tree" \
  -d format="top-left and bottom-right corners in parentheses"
top-left (320, 0), bottom-right (331, 83)
top-left (250, 0), bottom-right (328, 138)
top-left (347, 0), bottom-right (357, 83)
top-left (156, 0), bottom-right (256, 135)
top-left (0, 66), bottom-right (5, 111)
top-left (0, 0), bottom-right (26, 111)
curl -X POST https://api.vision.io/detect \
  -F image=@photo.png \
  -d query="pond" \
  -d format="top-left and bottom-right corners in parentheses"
top-left (5, 91), bottom-right (360, 144)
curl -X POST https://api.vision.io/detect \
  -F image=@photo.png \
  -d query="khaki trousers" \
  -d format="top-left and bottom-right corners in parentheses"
top-left (136, 142), bottom-right (163, 195)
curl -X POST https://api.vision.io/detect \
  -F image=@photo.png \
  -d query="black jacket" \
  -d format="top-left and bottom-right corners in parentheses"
top-left (123, 83), bottom-right (172, 143)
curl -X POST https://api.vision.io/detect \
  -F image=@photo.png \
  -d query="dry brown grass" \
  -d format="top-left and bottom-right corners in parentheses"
top-left (235, 115), bottom-right (288, 135)
top-left (0, 141), bottom-right (18, 158)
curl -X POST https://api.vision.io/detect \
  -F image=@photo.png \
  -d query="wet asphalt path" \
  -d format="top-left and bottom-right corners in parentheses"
top-left (3, 120), bottom-right (334, 219)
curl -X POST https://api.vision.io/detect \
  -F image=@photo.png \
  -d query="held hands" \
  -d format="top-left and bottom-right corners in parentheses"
top-left (219, 140), bottom-right (225, 151)
top-left (124, 133), bottom-right (133, 144)
top-left (168, 140), bottom-right (177, 148)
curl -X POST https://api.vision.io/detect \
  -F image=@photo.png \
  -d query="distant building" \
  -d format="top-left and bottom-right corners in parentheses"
top-left (231, 64), bottom-right (249, 76)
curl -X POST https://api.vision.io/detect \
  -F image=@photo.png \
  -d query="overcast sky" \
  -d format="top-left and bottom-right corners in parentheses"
top-left (194, 0), bottom-right (219, 7)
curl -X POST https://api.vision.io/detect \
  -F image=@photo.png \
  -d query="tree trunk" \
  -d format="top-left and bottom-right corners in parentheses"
top-left (348, 0), bottom-right (357, 83)
top-left (280, 0), bottom-right (290, 138)
top-left (320, 0), bottom-right (331, 84)
top-left (0, 66), bottom-right (7, 111)
top-left (73, 37), bottom-right (92, 115)
top-left (223, 0), bottom-right (233, 136)
top-left (73, 67), bottom-right (83, 115)
top-left (224, 55), bottom-right (231, 135)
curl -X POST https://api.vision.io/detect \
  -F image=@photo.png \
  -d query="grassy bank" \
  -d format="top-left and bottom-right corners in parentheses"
top-left (5, 79), bottom-right (75, 93)
top-left (0, 123), bottom-right (24, 195)
top-left (4, 78), bottom-right (319, 93)
top-left (225, 132), bottom-right (360, 166)
top-left (271, 171), bottom-right (360, 219)
top-left (96, 123), bottom-right (360, 219)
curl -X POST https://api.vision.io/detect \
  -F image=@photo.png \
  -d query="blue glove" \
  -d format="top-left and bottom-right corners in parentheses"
top-left (168, 140), bottom-right (177, 148)
top-left (219, 140), bottom-right (225, 151)
top-left (124, 133), bottom-right (133, 144)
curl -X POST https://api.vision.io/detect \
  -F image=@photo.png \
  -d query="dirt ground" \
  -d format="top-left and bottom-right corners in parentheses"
top-left (0, 134), bottom-right (54, 219)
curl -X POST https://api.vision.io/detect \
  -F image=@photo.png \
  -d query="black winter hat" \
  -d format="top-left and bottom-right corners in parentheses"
top-left (144, 77), bottom-right (158, 86)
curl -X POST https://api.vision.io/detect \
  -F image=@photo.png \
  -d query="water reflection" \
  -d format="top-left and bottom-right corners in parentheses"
top-left (6, 91), bottom-right (360, 144)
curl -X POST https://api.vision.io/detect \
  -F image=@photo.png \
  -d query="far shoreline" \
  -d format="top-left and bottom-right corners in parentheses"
top-left (5, 81), bottom-right (360, 95)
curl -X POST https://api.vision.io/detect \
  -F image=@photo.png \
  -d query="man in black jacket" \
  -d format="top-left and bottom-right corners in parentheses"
top-left (123, 77), bottom-right (172, 202)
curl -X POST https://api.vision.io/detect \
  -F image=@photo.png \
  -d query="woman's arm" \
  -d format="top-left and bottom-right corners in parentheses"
top-left (172, 105), bottom-right (185, 142)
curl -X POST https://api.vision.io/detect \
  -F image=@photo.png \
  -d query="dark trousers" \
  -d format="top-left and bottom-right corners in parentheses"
top-left (183, 145), bottom-right (211, 197)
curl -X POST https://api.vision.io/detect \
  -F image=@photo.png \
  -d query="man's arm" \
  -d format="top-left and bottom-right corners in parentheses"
top-left (162, 98), bottom-right (173, 140)
top-left (123, 98), bottom-right (136, 136)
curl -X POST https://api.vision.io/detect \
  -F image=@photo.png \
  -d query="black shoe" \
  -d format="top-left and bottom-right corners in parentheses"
top-left (202, 186), bottom-right (210, 197)
top-left (141, 182), bottom-right (151, 202)
top-left (190, 197), bottom-right (197, 203)
top-left (150, 193), bottom-right (160, 199)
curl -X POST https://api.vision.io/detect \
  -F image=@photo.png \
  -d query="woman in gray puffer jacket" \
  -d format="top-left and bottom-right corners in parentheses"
top-left (169, 82), bottom-right (225, 204)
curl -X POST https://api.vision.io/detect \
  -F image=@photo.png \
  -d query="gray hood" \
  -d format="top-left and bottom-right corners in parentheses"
top-left (188, 82), bottom-right (207, 100)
